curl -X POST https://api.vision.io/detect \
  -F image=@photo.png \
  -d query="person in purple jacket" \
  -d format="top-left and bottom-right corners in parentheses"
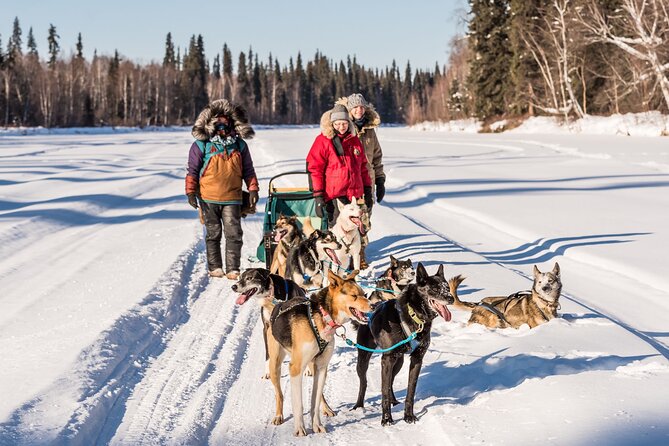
top-left (185, 99), bottom-right (259, 280)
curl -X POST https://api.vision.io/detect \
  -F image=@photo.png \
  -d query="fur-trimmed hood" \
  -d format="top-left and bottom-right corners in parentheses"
top-left (192, 99), bottom-right (255, 141)
top-left (335, 96), bottom-right (381, 131)
top-left (319, 107), bottom-right (353, 139)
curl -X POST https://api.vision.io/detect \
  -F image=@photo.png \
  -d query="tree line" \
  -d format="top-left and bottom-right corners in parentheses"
top-left (1, 3), bottom-right (667, 129)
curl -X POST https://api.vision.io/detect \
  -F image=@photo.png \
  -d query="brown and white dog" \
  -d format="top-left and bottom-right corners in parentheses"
top-left (267, 269), bottom-right (371, 436)
top-left (269, 215), bottom-right (303, 277)
top-left (452, 263), bottom-right (562, 329)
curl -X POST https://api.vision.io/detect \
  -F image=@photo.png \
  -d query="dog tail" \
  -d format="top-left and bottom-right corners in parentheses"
top-left (302, 216), bottom-right (316, 238)
top-left (448, 275), bottom-right (476, 310)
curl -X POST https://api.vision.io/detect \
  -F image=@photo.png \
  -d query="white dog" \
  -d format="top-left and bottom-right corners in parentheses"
top-left (330, 198), bottom-right (366, 272)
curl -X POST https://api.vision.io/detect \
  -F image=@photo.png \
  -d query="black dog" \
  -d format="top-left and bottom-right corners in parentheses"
top-left (232, 268), bottom-right (306, 378)
top-left (368, 255), bottom-right (416, 304)
top-left (352, 263), bottom-right (454, 425)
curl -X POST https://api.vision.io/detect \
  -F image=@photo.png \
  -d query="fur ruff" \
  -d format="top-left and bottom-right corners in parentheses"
top-left (192, 99), bottom-right (255, 141)
top-left (335, 96), bottom-right (381, 134)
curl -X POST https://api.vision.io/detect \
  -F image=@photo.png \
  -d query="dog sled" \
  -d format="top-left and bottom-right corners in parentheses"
top-left (256, 171), bottom-right (328, 268)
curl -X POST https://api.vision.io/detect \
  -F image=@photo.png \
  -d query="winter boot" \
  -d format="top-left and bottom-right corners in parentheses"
top-left (209, 268), bottom-right (225, 278)
top-left (226, 270), bottom-right (240, 280)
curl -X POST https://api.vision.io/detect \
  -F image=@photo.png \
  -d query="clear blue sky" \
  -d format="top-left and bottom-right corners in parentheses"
top-left (1, 0), bottom-right (468, 71)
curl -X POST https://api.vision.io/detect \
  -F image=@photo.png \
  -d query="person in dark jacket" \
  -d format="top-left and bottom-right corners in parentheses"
top-left (306, 103), bottom-right (372, 230)
top-left (185, 99), bottom-right (259, 280)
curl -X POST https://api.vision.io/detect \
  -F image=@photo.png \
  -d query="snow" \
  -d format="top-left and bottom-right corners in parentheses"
top-left (1, 121), bottom-right (668, 445)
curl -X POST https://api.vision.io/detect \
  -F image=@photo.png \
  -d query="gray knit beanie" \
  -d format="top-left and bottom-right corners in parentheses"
top-left (346, 93), bottom-right (369, 111)
top-left (330, 104), bottom-right (349, 122)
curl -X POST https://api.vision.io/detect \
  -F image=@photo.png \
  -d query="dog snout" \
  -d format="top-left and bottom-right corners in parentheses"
top-left (231, 283), bottom-right (238, 291)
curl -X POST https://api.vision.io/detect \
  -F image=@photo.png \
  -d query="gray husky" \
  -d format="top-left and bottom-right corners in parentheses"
top-left (285, 229), bottom-right (341, 289)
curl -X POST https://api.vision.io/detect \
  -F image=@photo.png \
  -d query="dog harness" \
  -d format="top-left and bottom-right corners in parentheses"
top-left (476, 291), bottom-right (558, 325)
top-left (271, 298), bottom-right (333, 355)
top-left (397, 301), bottom-right (424, 354)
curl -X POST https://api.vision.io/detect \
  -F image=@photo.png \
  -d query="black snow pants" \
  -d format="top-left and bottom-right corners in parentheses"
top-left (200, 201), bottom-right (243, 272)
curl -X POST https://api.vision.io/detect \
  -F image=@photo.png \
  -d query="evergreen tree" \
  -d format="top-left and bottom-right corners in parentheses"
top-left (252, 54), bottom-right (262, 106)
top-left (163, 32), bottom-right (176, 68)
top-left (212, 54), bottom-right (221, 79)
top-left (27, 27), bottom-right (38, 57)
top-left (222, 43), bottom-right (233, 99)
top-left (7, 17), bottom-right (23, 67)
top-left (468, 0), bottom-right (512, 119)
top-left (236, 51), bottom-right (251, 103)
top-left (47, 24), bottom-right (60, 68)
top-left (75, 33), bottom-right (84, 61)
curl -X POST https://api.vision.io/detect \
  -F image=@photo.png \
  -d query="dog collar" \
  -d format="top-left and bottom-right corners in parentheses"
top-left (319, 305), bottom-right (340, 335)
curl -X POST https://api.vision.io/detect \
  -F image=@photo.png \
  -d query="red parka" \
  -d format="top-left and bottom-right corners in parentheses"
top-left (307, 130), bottom-right (372, 202)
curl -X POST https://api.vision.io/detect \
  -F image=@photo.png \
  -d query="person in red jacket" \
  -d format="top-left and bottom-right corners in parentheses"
top-left (307, 103), bottom-right (372, 229)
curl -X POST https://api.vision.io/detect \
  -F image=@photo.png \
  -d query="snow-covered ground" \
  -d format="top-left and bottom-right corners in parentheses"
top-left (1, 124), bottom-right (668, 445)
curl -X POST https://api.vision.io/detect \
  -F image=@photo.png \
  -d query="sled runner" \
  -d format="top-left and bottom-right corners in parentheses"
top-left (256, 171), bottom-right (329, 268)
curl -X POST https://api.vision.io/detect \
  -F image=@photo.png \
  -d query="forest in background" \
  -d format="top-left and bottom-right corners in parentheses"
top-left (1, 0), bottom-right (667, 129)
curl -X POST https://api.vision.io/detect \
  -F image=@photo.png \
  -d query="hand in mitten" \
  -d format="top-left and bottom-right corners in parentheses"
top-left (249, 190), bottom-right (259, 207)
top-left (314, 194), bottom-right (325, 218)
top-left (375, 176), bottom-right (386, 203)
top-left (364, 186), bottom-right (373, 210)
top-left (187, 193), bottom-right (198, 209)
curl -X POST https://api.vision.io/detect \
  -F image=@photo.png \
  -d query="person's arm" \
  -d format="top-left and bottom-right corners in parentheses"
top-left (239, 140), bottom-right (259, 191)
top-left (370, 129), bottom-right (385, 181)
top-left (185, 142), bottom-right (204, 195)
top-left (306, 137), bottom-right (327, 195)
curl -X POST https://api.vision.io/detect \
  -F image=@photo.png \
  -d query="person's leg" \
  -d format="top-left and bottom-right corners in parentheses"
top-left (359, 203), bottom-right (371, 269)
top-left (222, 204), bottom-right (243, 275)
top-left (201, 201), bottom-right (224, 274)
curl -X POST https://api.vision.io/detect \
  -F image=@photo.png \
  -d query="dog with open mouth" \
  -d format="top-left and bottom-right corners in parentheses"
top-left (285, 229), bottom-right (341, 289)
top-left (267, 269), bottom-right (371, 436)
top-left (330, 198), bottom-right (366, 272)
top-left (269, 215), bottom-right (303, 277)
top-left (368, 255), bottom-right (416, 305)
top-left (352, 263), bottom-right (454, 426)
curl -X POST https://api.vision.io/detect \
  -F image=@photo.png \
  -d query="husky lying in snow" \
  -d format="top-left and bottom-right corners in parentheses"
top-left (452, 263), bottom-right (562, 329)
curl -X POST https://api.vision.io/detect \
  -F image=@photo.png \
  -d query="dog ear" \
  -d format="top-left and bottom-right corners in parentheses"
top-left (347, 269), bottom-right (359, 280)
top-left (552, 262), bottom-right (560, 277)
top-left (337, 199), bottom-right (345, 212)
top-left (390, 255), bottom-right (398, 267)
top-left (533, 265), bottom-right (541, 278)
top-left (328, 269), bottom-right (342, 287)
top-left (416, 263), bottom-right (428, 283)
top-left (436, 264), bottom-right (445, 278)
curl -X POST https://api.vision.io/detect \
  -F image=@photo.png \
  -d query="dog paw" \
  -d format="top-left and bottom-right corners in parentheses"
top-left (322, 407), bottom-right (336, 417)
top-left (261, 373), bottom-right (270, 380)
top-left (312, 423), bottom-right (327, 434)
top-left (404, 414), bottom-right (418, 424)
top-left (294, 426), bottom-right (307, 437)
top-left (271, 415), bottom-right (284, 425)
top-left (303, 369), bottom-right (313, 377)
top-left (381, 415), bottom-right (394, 426)
top-left (351, 403), bottom-right (364, 411)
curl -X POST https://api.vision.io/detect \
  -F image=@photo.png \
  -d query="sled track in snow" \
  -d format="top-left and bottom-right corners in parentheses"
top-left (0, 239), bottom-right (208, 445)
top-left (389, 205), bottom-right (669, 361)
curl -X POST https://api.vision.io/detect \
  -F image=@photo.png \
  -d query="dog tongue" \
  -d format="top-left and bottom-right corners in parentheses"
top-left (236, 293), bottom-right (250, 305)
top-left (351, 217), bottom-right (366, 235)
top-left (434, 302), bottom-right (452, 322)
top-left (326, 248), bottom-right (341, 265)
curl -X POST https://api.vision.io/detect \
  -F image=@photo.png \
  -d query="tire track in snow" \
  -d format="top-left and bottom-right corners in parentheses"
top-left (109, 278), bottom-right (258, 445)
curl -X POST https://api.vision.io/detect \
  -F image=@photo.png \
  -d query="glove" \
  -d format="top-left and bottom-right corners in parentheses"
top-left (364, 186), bottom-right (373, 210)
top-left (187, 193), bottom-right (198, 209)
top-left (249, 190), bottom-right (259, 207)
top-left (375, 176), bottom-right (386, 203)
top-left (314, 194), bottom-right (325, 218)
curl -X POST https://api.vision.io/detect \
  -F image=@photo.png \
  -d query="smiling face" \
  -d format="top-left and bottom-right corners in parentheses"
top-left (332, 119), bottom-right (349, 135)
top-left (350, 105), bottom-right (365, 120)
top-left (336, 199), bottom-right (365, 234)
top-left (327, 270), bottom-right (371, 324)
top-left (313, 230), bottom-right (342, 265)
top-left (231, 268), bottom-right (271, 305)
top-left (533, 263), bottom-right (562, 302)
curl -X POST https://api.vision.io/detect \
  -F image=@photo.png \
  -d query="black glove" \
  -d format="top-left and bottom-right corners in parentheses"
top-left (187, 193), bottom-right (198, 209)
top-left (249, 190), bottom-right (259, 207)
top-left (314, 194), bottom-right (325, 218)
top-left (364, 186), bottom-right (373, 210)
top-left (375, 176), bottom-right (386, 203)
